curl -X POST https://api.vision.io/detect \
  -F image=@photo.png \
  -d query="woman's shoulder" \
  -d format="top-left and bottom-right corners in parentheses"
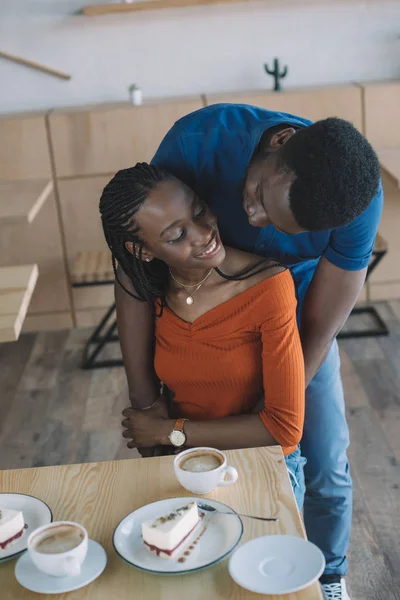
top-left (222, 247), bottom-right (286, 284)
top-left (220, 248), bottom-right (296, 314)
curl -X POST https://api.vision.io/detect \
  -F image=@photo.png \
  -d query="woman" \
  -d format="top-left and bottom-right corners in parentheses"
top-left (100, 163), bottom-right (306, 508)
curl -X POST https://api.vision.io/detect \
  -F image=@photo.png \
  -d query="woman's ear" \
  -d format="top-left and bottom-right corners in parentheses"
top-left (124, 241), bottom-right (154, 263)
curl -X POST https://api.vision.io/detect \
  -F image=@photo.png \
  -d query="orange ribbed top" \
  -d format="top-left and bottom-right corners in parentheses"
top-left (155, 270), bottom-right (305, 456)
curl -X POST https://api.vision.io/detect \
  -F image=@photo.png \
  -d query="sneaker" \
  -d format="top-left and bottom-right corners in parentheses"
top-left (321, 577), bottom-right (350, 600)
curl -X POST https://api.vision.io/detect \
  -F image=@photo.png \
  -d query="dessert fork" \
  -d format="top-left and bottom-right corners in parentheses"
top-left (197, 502), bottom-right (279, 522)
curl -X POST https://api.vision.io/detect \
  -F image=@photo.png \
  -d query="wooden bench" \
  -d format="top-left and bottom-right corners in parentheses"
top-left (338, 232), bottom-right (389, 339)
top-left (71, 250), bottom-right (114, 286)
top-left (71, 250), bottom-right (121, 369)
top-left (0, 264), bottom-right (39, 342)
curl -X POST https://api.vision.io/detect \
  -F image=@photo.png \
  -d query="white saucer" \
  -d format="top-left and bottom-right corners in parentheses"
top-left (0, 493), bottom-right (53, 563)
top-left (229, 535), bottom-right (325, 595)
top-left (15, 539), bottom-right (107, 594)
top-left (113, 497), bottom-right (243, 575)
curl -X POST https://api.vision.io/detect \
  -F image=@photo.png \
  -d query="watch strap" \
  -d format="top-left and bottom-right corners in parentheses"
top-left (174, 418), bottom-right (188, 433)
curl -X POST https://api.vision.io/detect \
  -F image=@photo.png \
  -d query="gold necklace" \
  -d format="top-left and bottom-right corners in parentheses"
top-left (169, 268), bottom-right (213, 305)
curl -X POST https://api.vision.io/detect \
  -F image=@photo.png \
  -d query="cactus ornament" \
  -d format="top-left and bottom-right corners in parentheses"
top-left (264, 58), bottom-right (288, 92)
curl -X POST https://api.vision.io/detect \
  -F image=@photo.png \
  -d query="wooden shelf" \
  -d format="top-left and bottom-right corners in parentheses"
top-left (0, 179), bottom-right (53, 224)
top-left (0, 51), bottom-right (71, 81)
top-left (82, 0), bottom-right (382, 16)
top-left (83, 0), bottom-right (265, 16)
top-left (378, 148), bottom-right (400, 190)
top-left (0, 264), bottom-right (39, 342)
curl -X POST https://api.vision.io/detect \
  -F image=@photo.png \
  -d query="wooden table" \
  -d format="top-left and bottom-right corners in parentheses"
top-left (0, 447), bottom-right (322, 599)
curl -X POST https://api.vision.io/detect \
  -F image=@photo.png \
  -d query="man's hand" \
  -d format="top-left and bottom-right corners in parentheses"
top-left (121, 396), bottom-right (171, 449)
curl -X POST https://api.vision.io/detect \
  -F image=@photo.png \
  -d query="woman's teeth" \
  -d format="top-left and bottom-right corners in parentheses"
top-left (198, 237), bottom-right (217, 257)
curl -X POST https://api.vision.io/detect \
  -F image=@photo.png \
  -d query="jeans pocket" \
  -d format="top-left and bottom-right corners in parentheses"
top-left (287, 468), bottom-right (300, 490)
top-left (285, 449), bottom-right (307, 510)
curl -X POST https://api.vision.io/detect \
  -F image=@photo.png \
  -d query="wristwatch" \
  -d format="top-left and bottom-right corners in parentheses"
top-left (168, 418), bottom-right (188, 447)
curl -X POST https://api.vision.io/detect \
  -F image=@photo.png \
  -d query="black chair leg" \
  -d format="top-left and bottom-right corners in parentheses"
top-left (81, 303), bottom-right (123, 369)
top-left (338, 306), bottom-right (389, 339)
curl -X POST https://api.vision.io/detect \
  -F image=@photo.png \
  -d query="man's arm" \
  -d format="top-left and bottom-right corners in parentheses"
top-left (301, 180), bottom-right (384, 387)
top-left (115, 267), bottom-right (160, 409)
top-left (300, 257), bottom-right (367, 386)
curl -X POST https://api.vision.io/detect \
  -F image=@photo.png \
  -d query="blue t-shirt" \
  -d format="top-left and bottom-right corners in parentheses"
top-left (152, 103), bottom-right (383, 315)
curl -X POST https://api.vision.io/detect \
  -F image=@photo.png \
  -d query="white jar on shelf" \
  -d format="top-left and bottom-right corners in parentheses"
top-left (128, 84), bottom-right (142, 106)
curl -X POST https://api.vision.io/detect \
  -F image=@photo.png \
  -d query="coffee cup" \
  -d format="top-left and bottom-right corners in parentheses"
top-left (28, 521), bottom-right (88, 577)
top-left (174, 447), bottom-right (238, 495)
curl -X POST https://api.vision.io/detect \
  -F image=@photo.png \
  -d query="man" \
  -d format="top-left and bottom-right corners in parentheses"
top-left (117, 105), bottom-right (383, 600)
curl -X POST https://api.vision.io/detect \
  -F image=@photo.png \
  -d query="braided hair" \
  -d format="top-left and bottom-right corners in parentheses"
top-left (100, 162), bottom-right (285, 315)
top-left (100, 162), bottom-right (175, 313)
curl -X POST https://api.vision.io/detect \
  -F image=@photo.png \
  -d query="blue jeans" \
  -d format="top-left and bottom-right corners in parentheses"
top-left (301, 340), bottom-right (351, 576)
top-left (285, 447), bottom-right (307, 510)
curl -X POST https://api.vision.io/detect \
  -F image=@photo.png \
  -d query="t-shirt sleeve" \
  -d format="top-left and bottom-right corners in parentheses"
top-left (151, 124), bottom-right (196, 189)
top-left (323, 181), bottom-right (384, 271)
top-left (258, 271), bottom-right (305, 451)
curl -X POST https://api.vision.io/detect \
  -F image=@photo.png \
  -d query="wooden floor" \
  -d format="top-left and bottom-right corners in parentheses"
top-left (1, 301), bottom-right (400, 599)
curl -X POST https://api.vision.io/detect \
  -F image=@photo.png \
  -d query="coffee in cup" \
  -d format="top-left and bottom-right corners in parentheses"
top-left (174, 447), bottom-right (238, 495)
top-left (28, 521), bottom-right (88, 577)
top-left (179, 449), bottom-right (224, 473)
top-left (32, 524), bottom-right (84, 554)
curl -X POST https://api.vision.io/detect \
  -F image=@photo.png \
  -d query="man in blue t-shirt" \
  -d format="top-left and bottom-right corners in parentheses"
top-left (116, 105), bottom-right (383, 600)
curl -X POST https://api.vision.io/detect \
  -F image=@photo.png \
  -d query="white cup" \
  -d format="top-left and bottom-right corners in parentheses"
top-left (28, 521), bottom-right (88, 578)
top-left (174, 447), bottom-right (238, 495)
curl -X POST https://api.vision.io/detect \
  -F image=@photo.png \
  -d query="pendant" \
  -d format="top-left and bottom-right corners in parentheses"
top-left (186, 296), bottom-right (194, 305)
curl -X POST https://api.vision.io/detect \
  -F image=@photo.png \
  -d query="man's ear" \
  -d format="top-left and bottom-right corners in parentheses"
top-left (268, 127), bottom-right (296, 152)
top-left (124, 241), bottom-right (154, 263)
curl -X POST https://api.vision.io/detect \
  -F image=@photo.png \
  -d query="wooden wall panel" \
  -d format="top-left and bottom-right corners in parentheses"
top-left (0, 192), bottom-right (71, 317)
top-left (58, 176), bottom-right (114, 315)
top-left (369, 282), bottom-right (400, 302)
top-left (368, 173), bottom-right (400, 294)
top-left (362, 80), bottom-right (400, 148)
top-left (75, 307), bottom-right (113, 329)
top-left (73, 287), bottom-right (114, 311)
top-left (57, 176), bottom-right (110, 265)
top-left (22, 312), bottom-right (73, 332)
top-left (0, 112), bottom-right (52, 181)
top-left (49, 97), bottom-right (204, 178)
top-left (205, 84), bottom-right (363, 130)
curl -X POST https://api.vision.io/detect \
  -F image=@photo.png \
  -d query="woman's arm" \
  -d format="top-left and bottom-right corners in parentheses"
top-left (115, 266), bottom-right (160, 409)
top-left (122, 272), bottom-right (305, 451)
top-left (125, 408), bottom-right (278, 451)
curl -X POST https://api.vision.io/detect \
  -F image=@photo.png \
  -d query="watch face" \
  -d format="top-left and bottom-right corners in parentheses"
top-left (169, 429), bottom-right (186, 447)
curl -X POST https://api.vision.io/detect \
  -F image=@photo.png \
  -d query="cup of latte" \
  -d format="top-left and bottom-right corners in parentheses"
top-left (27, 521), bottom-right (88, 577)
top-left (174, 447), bottom-right (238, 494)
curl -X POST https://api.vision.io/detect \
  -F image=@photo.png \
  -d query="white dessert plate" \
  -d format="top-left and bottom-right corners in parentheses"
top-left (15, 539), bottom-right (106, 594)
top-left (0, 493), bottom-right (52, 563)
top-left (113, 497), bottom-right (243, 575)
top-left (229, 535), bottom-right (325, 595)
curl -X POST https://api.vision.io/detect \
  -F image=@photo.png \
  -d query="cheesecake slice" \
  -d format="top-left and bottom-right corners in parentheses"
top-left (142, 501), bottom-right (202, 559)
top-left (0, 508), bottom-right (25, 551)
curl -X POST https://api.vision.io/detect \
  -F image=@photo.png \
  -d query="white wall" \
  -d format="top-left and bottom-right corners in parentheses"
top-left (0, 0), bottom-right (399, 114)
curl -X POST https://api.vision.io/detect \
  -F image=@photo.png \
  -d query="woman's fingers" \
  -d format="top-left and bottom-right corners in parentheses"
top-left (122, 429), bottom-right (135, 439)
top-left (122, 407), bottom-right (134, 418)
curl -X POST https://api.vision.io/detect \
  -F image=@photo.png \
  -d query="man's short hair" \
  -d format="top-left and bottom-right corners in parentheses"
top-left (282, 117), bottom-right (380, 230)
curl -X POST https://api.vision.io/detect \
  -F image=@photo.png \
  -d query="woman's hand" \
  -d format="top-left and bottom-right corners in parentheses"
top-left (121, 396), bottom-right (173, 449)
